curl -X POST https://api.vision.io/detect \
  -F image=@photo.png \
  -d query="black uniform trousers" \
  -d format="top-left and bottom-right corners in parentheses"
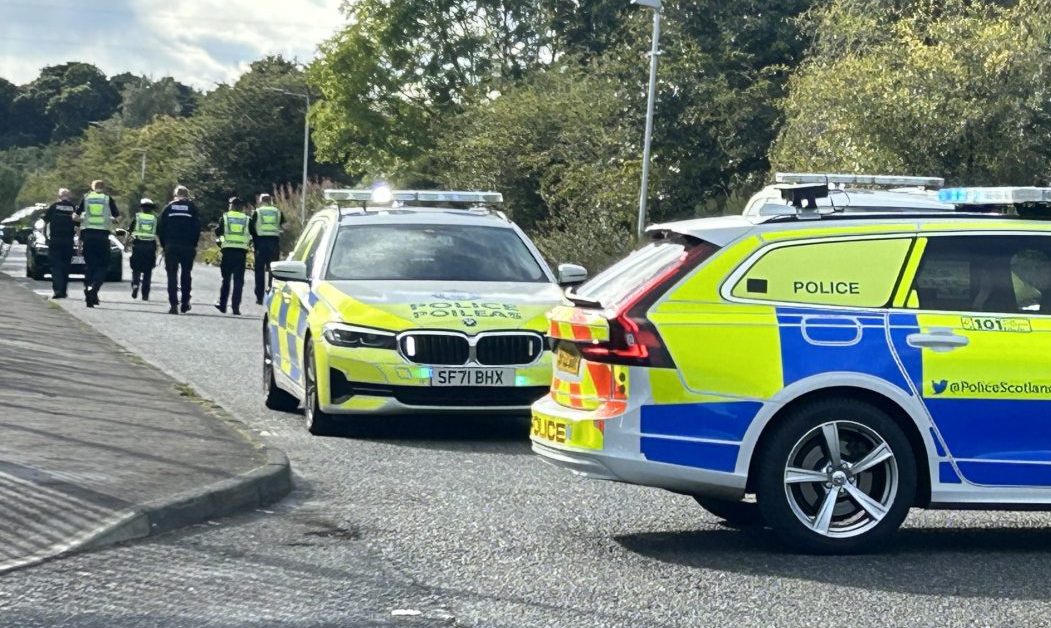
top-left (49, 237), bottom-right (74, 297)
top-left (81, 231), bottom-right (111, 295)
top-left (218, 248), bottom-right (247, 311)
top-left (164, 244), bottom-right (196, 307)
top-left (253, 237), bottom-right (280, 303)
top-left (130, 240), bottom-right (157, 298)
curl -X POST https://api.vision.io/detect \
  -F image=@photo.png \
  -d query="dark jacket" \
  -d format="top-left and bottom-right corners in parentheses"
top-left (44, 201), bottom-right (78, 240)
top-left (157, 199), bottom-right (202, 249)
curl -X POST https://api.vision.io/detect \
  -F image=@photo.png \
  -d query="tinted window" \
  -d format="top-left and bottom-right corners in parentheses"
top-left (326, 224), bottom-right (547, 282)
top-left (913, 236), bottom-right (1051, 314)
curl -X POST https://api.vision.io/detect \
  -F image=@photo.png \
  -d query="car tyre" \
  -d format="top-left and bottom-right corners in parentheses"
top-left (303, 340), bottom-right (340, 436)
top-left (693, 496), bottom-right (763, 527)
top-left (262, 322), bottom-right (299, 412)
top-left (27, 257), bottom-right (45, 281)
top-left (755, 399), bottom-right (916, 555)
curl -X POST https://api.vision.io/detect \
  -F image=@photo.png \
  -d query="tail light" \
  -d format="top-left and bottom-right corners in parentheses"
top-left (576, 240), bottom-right (718, 368)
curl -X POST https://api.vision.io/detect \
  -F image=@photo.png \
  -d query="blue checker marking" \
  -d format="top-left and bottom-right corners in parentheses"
top-left (641, 402), bottom-right (762, 442)
top-left (307, 291), bottom-right (319, 307)
top-left (277, 296), bottom-right (290, 329)
top-left (286, 331), bottom-right (302, 382)
top-left (296, 309), bottom-right (309, 338)
top-left (956, 461), bottom-right (1051, 487)
top-left (777, 308), bottom-right (911, 393)
top-left (640, 438), bottom-right (739, 472)
top-left (939, 462), bottom-right (962, 484)
top-left (924, 398), bottom-right (1051, 462)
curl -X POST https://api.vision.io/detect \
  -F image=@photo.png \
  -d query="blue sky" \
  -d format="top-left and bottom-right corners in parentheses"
top-left (0, 0), bottom-right (345, 87)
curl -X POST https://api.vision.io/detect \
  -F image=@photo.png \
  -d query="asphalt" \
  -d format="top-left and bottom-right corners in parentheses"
top-left (0, 262), bottom-right (290, 576)
top-left (4, 242), bottom-right (1051, 627)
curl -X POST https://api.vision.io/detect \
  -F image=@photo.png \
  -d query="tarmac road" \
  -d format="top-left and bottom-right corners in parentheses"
top-left (4, 242), bottom-right (1051, 627)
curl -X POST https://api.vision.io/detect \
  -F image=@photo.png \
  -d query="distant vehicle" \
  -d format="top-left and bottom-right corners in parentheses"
top-left (533, 180), bottom-right (1051, 554)
top-left (263, 188), bottom-right (587, 436)
top-left (6, 204), bottom-right (48, 244)
top-left (742, 173), bottom-right (953, 217)
top-left (25, 218), bottom-right (125, 282)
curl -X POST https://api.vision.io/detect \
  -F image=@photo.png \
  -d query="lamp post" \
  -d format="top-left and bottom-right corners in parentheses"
top-left (632, 0), bottom-right (662, 241)
top-left (130, 148), bottom-right (147, 183)
top-left (265, 87), bottom-right (311, 223)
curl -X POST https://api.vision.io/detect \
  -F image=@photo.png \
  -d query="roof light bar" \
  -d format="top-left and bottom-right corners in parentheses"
top-left (938, 187), bottom-right (1051, 205)
top-left (323, 189), bottom-right (504, 204)
top-left (775, 173), bottom-right (945, 189)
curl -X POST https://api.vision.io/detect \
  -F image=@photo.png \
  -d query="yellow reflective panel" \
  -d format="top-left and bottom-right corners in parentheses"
top-left (917, 313), bottom-right (1051, 400)
top-left (732, 238), bottom-right (913, 308)
top-left (893, 238), bottom-right (927, 307)
top-left (667, 235), bottom-right (762, 302)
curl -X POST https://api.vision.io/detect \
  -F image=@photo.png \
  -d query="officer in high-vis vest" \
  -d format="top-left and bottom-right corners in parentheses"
top-left (42, 188), bottom-right (77, 300)
top-left (249, 193), bottom-right (285, 305)
top-left (214, 196), bottom-right (250, 316)
top-left (127, 198), bottom-right (159, 301)
top-left (74, 180), bottom-right (120, 307)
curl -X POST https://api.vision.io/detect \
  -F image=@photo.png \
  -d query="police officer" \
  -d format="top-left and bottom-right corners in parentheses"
top-left (157, 185), bottom-right (202, 315)
top-left (214, 196), bottom-right (250, 316)
top-left (250, 193), bottom-right (285, 305)
top-left (42, 188), bottom-right (77, 299)
top-left (127, 198), bottom-right (159, 301)
top-left (74, 180), bottom-right (120, 308)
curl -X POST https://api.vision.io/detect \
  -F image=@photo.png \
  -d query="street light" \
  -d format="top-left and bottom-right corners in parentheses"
top-left (130, 148), bottom-right (147, 183)
top-left (265, 87), bottom-right (311, 223)
top-left (632, 0), bottom-right (662, 241)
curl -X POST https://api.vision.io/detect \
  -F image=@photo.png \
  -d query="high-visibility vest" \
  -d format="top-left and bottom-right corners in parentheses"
top-left (254, 205), bottom-right (282, 237)
top-left (82, 193), bottom-right (113, 231)
top-left (222, 211), bottom-right (250, 249)
top-left (132, 212), bottom-right (157, 241)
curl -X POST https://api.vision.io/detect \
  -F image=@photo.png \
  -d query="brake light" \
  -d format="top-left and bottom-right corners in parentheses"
top-left (578, 241), bottom-right (717, 367)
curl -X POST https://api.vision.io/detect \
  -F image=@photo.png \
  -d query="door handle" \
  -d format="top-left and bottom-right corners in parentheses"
top-left (907, 328), bottom-right (969, 352)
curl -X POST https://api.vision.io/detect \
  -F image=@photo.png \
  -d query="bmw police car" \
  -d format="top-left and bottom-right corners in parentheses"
top-left (263, 188), bottom-right (588, 435)
top-left (533, 174), bottom-right (1051, 553)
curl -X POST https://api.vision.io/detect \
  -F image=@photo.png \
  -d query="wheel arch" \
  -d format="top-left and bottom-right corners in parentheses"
top-left (740, 380), bottom-right (933, 507)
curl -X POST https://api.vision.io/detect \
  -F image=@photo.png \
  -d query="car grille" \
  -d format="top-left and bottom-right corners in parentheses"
top-left (476, 334), bottom-right (543, 366)
top-left (399, 334), bottom-right (470, 365)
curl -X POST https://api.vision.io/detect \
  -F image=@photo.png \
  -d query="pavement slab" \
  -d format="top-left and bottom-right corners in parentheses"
top-left (0, 271), bottom-right (291, 573)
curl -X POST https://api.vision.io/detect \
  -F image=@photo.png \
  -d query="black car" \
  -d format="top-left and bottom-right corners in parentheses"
top-left (25, 221), bottom-right (125, 282)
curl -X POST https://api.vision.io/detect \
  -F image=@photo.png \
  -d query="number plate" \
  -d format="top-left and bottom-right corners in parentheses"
top-left (556, 348), bottom-right (581, 375)
top-left (431, 368), bottom-right (514, 387)
top-left (71, 256), bottom-right (85, 265)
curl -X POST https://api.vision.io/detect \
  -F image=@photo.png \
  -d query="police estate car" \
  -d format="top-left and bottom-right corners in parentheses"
top-left (533, 176), bottom-right (1051, 553)
top-left (263, 189), bottom-right (587, 436)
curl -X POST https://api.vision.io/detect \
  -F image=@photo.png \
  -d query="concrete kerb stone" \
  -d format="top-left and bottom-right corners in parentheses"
top-left (0, 274), bottom-right (293, 572)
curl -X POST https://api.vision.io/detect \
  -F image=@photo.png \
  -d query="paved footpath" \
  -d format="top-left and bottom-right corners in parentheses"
top-left (0, 273), bottom-right (291, 574)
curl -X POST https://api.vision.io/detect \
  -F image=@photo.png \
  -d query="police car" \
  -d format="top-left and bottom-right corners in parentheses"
top-left (532, 175), bottom-right (1051, 553)
top-left (263, 188), bottom-right (587, 435)
top-left (25, 216), bottom-right (125, 282)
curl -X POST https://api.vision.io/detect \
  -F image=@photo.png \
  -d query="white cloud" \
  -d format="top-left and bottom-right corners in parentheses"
top-left (0, 0), bottom-right (346, 87)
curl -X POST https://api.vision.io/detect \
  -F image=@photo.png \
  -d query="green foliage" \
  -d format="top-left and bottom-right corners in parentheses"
top-left (15, 63), bottom-right (121, 145)
top-left (119, 77), bottom-right (199, 128)
top-left (772, 0), bottom-right (1051, 185)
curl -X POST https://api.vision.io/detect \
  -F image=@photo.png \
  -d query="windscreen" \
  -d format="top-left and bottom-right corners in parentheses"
top-left (326, 224), bottom-right (548, 282)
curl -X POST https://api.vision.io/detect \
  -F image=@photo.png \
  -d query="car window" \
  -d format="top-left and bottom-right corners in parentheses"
top-left (732, 238), bottom-right (913, 307)
top-left (325, 224), bottom-right (547, 282)
top-left (292, 220), bottom-right (325, 263)
top-left (912, 235), bottom-right (1051, 314)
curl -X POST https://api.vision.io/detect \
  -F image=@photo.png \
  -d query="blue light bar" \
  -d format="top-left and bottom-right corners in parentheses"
top-left (938, 187), bottom-right (1051, 205)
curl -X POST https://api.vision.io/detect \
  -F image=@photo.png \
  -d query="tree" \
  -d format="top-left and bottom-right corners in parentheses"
top-left (771, 0), bottom-right (1051, 185)
top-left (10, 63), bottom-right (120, 145)
top-left (120, 77), bottom-right (199, 128)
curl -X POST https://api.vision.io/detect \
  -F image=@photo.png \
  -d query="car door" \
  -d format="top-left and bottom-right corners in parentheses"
top-left (891, 233), bottom-right (1051, 486)
top-left (270, 218), bottom-right (327, 387)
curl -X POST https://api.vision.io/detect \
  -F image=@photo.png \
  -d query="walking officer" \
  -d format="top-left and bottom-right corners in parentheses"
top-left (250, 193), bottom-right (285, 305)
top-left (214, 196), bottom-right (250, 316)
top-left (42, 188), bottom-right (77, 299)
top-left (127, 198), bottom-right (159, 301)
top-left (157, 185), bottom-right (202, 315)
top-left (74, 180), bottom-right (120, 307)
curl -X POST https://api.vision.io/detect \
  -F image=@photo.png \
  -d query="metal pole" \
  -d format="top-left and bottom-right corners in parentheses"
top-left (300, 93), bottom-right (310, 224)
top-left (636, 8), bottom-right (661, 242)
top-left (140, 152), bottom-right (146, 183)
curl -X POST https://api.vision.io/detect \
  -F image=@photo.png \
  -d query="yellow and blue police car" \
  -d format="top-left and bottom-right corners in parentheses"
top-left (532, 175), bottom-right (1051, 553)
top-left (263, 188), bottom-right (588, 436)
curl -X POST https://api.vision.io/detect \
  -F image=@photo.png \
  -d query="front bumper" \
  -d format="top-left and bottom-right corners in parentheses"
top-left (530, 394), bottom-right (746, 500)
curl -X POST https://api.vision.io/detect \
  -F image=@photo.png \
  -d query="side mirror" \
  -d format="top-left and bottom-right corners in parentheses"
top-left (114, 228), bottom-right (128, 239)
top-left (271, 260), bottom-right (309, 283)
top-left (33, 219), bottom-right (45, 231)
top-left (557, 263), bottom-right (588, 287)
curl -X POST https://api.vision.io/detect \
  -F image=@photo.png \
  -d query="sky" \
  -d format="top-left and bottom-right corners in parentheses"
top-left (0, 0), bottom-right (346, 87)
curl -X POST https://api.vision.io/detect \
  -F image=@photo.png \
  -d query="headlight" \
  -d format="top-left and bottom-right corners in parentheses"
top-left (322, 323), bottom-right (397, 349)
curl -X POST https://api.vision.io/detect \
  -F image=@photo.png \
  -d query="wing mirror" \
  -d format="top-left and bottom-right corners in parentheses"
top-left (33, 219), bottom-right (45, 231)
top-left (557, 263), bottom-right (588, 287)
top-left (271, 260), bottom-right (309, 283)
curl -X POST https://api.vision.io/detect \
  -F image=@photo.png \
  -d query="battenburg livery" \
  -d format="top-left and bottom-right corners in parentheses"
top-left (262, 188), bottom-right (588, 435)
top-left (533, 175), bottom-right (1051, 553)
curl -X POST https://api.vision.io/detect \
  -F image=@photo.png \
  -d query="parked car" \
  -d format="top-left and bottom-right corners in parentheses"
top-left (26, 219), bottom-right (125, 282)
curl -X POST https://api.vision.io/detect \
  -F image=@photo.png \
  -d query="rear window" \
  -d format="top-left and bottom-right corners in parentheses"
top-left (575, 234), bottom-right (716, 308)
top-left (326, 224), bottom-right (548, 282)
